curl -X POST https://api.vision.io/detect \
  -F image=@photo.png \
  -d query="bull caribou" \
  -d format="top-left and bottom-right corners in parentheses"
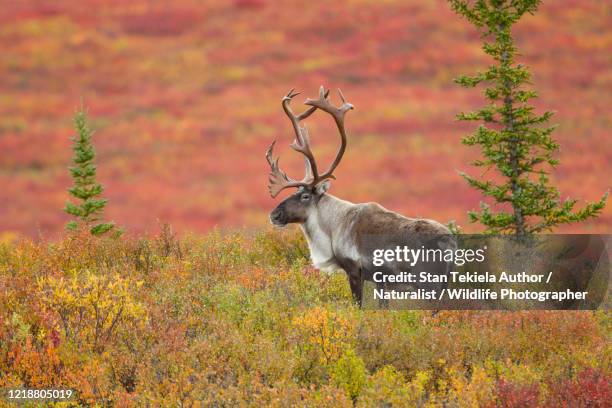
top-left (266, 86), bottom-right (454, 306)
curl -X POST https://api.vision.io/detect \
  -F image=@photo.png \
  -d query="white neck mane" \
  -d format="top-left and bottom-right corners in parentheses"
top-left (300, 194), bottom-right (355, 272)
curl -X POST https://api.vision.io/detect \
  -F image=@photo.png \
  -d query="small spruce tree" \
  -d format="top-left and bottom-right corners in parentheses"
top-left (65, 107), bottom-right (116, 236)
top-left (448, 0), bottom-right (607, 235)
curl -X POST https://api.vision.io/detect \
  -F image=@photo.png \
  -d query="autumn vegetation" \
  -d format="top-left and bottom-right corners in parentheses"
top-left (0, 1), bottom-right (610, 406)
top-left (1, 229), bottom-right (610, 406)
top-left (0, 0), bottom-right (609, 237)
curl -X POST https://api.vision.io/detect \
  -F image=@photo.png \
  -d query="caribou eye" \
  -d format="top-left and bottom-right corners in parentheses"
top-left (300, 193), bottom-right (311, 202)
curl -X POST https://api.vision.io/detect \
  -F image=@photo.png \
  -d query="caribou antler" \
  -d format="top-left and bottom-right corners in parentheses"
top-left (304, 86), bottom-right (354, 182)
top-left (266, 86), bottom-right (353, 198)
top-left (282, 88), bottom-right (327, 183)
top-left (266, 141), bottom-right (309, 198)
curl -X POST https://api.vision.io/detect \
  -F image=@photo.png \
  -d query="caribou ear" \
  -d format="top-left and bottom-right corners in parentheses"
top-left (315, 180), bottom-right (331, 195)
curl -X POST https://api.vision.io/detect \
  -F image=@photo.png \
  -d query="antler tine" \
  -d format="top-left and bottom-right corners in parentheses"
top-left (304, 86), bottom-right (354, 122)
top-left (265, 141), bottom-right (310, 198)
top-left (298, 127), bottom-right (314, 182)
top-left (303, 86), bottom-right (354, 182)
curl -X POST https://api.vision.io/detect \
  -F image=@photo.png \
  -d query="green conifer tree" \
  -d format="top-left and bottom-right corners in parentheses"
top-left (448, 0), bottom-right (607, 235)
top-left (65, 107), bottom-right (116, 236)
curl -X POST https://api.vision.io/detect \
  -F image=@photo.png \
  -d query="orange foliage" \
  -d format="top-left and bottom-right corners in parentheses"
top-left (0, 232), bottom-right (610, 405)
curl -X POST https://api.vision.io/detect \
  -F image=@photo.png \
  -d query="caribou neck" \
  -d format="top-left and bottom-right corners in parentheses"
top-left (300, 194), bottom-right (355, 271)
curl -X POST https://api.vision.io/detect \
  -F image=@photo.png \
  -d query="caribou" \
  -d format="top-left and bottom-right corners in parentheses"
top-left (266, 86), bottom-right (454, 306)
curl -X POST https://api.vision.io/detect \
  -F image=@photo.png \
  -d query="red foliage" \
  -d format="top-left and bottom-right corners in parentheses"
top-left (0, 0), bottom-right (609, 237)
top-left (490, 368), bottom-right (612, 408)
top-left (119, 10), bottom-right (204, 36)
top-left (545, 368), bottom-right (612, 408)
top-left (491, 379), bottom-right (540, 408)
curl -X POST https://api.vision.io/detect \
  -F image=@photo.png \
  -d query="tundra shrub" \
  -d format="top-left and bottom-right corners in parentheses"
top-left (38, 270), bottom-right (146, 352)
top-left (0, 229), bottom-right (609, 406)
top-left (330, 348), bottom-right (367, 402)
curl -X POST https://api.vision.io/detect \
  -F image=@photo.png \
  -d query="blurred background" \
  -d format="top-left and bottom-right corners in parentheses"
top-left (0, 0), bottom-right (609, 238)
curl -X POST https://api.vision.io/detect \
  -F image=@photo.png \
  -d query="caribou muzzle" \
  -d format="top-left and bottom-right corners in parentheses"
top-left (269, 206), bottom-right (287, 227)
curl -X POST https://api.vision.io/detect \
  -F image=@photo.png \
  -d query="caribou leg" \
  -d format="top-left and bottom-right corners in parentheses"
top-left (348, 272), bottom-right (363, 307)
